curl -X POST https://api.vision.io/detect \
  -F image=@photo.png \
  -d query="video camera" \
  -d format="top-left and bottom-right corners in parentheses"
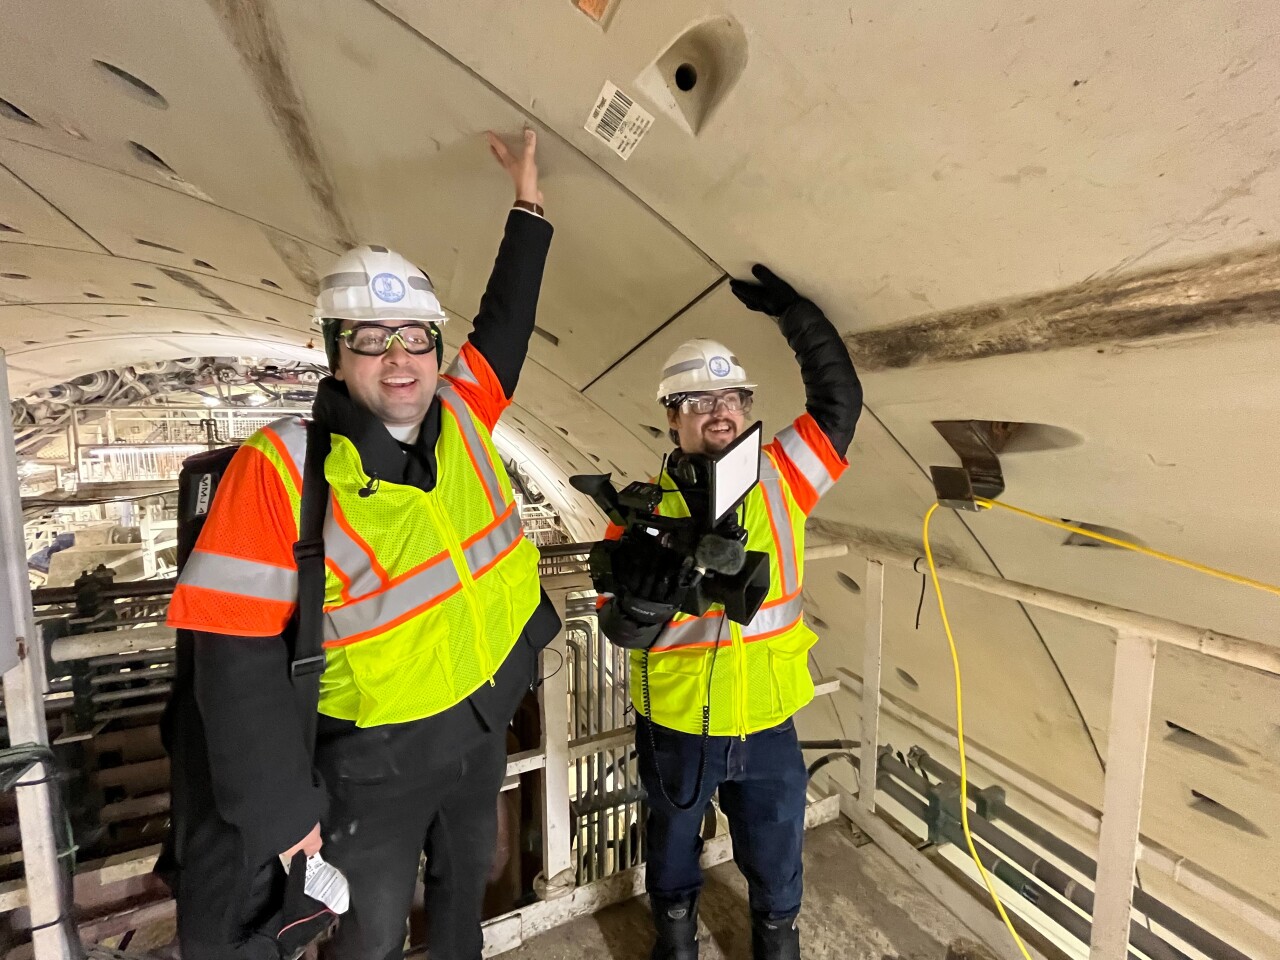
top-left (570, 422), bottom-right (770, 626)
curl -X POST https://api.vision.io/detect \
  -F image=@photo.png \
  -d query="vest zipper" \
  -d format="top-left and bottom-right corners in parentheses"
top-left (419, 491), bottom-right (496, 686)
top-left (731, 619), bottom-right (747, 740)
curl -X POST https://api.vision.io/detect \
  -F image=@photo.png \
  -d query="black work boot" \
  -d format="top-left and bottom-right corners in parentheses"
top-left (650, 894), bottom-right (699, 960)
top-left (752, 912), bottom-right (801, 960)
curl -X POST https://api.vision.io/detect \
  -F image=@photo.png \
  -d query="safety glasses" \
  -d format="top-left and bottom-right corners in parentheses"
top-left (672, 390), bottom-right (754, 416)
top-left (339, 322), bottom-right (437, 356)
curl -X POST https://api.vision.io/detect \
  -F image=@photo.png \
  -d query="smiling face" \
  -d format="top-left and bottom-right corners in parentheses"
top-left (666, 389), bottom-right (751, 456)
top-left (333, 320), bottom-right (438, 427)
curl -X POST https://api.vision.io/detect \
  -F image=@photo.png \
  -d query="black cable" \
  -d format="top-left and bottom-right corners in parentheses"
top-left (913, 557), bottom-right (927, 629)
top-left (640, 618), bottom-right (724, 812)
top-left (534, 647), bottom-right (565, 688)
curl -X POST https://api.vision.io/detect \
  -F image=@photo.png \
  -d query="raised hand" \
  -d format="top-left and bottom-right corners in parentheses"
top-left (487, 128), bottom-right (543, 206)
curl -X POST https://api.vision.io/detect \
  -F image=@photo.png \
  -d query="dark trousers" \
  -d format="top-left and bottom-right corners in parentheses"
top-left (315, 727), bottom-right (508, 960)
top-left (636, 716), bottom-right (808, 920)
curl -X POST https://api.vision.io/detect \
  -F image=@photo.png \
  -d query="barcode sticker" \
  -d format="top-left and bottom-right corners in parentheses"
top-left (584, 81), bottom-right (654, 160)
top-left (281, 852), bottom-right (351, 914)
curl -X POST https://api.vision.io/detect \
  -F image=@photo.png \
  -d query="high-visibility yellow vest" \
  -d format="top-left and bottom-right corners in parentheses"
top-left (177, 381), bottom-right (541, 727)
top-left (629, 449), bottom-right (816, 737)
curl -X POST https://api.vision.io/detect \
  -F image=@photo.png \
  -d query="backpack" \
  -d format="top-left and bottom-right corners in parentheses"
top-left (156, 419), bottom-right (333, 958)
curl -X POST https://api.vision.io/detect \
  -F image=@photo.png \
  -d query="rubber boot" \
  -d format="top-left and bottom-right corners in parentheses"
top-left (751, 912), bottom-right (801, 960)
top-left (650, 894), bottom-right (699, 960)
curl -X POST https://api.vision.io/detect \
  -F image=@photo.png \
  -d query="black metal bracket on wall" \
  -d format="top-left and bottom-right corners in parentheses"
top-left (929, 420), bottom-right (1020, 510)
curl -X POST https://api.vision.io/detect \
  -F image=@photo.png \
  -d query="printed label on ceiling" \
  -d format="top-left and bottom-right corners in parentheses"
top-left (584, 81), bottom-right (654, 160)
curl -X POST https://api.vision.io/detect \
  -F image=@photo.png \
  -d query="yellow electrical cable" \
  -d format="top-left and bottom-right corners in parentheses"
top-left (922, 496), bottom-right (1280, 960)
top-left (972, 498), bottom-right (1280, 598)
top-left (922, 502), bottom-right (1036, 960)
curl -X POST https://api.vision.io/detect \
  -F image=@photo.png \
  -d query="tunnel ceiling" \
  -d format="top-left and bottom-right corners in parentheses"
top-left (2, 0), bottom-right (1278, 945)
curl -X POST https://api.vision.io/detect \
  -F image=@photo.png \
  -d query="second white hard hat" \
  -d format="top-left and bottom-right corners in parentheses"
top-left (656, 339), bottom-right (755, 402)
top-left (313, 245), bottom-right (448, 325)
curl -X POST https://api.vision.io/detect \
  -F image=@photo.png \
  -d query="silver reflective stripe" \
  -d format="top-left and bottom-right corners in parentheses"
top-left (180, 550), bottom-right (298, 602)
top-left (444, 351), bottom-right (481, 387)
top-left (758, 472), bottom-right (798, 595)
top-left (776, 425), bottom-right (836, 497)
top-left (650, 592), bottom-right (805, 651)
top-left (324, 554), bottom-right (460, 643)
top-left (406, 275), bottom-right (435, 292)
top-left (321, 271), bottom-right (369, 291)
top-left (324, 500), bottom-right (384, 600)
top-left (437, 383), bottom-right (504, 514)
top-left (661, 358), bottom-right (705, 379)
top-left (263, 416), bottom-right (309, 488)
top-left (463, 508), bottom-right (524, 573)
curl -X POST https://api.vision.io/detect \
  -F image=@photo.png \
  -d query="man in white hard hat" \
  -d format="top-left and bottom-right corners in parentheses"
top-left (167, 130), bottom-right (559, 960)
top-left (598, 266), bottom-right (863, 960)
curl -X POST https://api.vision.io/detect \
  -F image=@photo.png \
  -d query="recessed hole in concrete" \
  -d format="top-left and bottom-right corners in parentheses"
top-left (0, 97), bottom-right (37, 125)
top-left (260, 278), bottom-right (281, 289)
top-left (533, 325), bottom-right (559, 347)
top-left (139, 296), bottom-right (157, 303)
top-left (896, 668), bottom-right (919, 691)
top-left (588, 453), bottom-right (601, 463)
top-left (22, 340), bottom-right (37, 345)
top-left (836, 572), bottom-right (861, 594)
top-left (1061, 521), bottom-right (1144, 549)
top-left (84, 292), bottom-right (104, 299)
top-left (0, 272), bottom-right (30, 280)
top-left (1164, 721), bottom-right (1244, 766)
top-left (94, 60), bottom-right (168, 109)
top-left (132, 282), bottom-right (156, 290)
top-left (0, 222), bottom-right (19, 233)
top-left (807, 614), bottom-right (829, 631)
top-left (101, 314), bottom-right (126, 318)
top-left (135, 238), bottom-right (183, 254)
top-left (265, 316), bottom-right (280, 323)
top-left (643, 424), bottom-right (664, 439)
top-left (193, 259), bottom-right (215, 270)
top-left (675, 63), bottom-right (698, 91)
top-left (1189, 790), bottom-right (1266, 838)
top-left (129, 142), bottom-right (176, 175)
top-left (556, 426), bottom-right (569, 436)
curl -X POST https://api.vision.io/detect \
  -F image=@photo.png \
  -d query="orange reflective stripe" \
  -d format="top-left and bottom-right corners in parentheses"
top-left (757, 462), bottom-right (794, 596)
top-left (651, 592), bottom-right (804, 651)
top-left (261, 420), bottom-right (305, 493)
top-left (326, 496), bottom-right (388, 599)
top-left (438, 386), bottom-right (505, 518)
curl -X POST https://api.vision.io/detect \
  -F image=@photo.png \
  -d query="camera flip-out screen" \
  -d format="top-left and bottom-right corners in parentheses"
top-left (709, 421), bottom-right (763, 527)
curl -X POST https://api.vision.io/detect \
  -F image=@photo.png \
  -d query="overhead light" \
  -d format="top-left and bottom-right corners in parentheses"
top-left (200, 396), bottom-right (220, 407)
top-left (247, 393), bottom-right (269, 406)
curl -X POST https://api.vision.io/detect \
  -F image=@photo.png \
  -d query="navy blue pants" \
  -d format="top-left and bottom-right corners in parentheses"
top-left (636, 715), bottom-right (808, 920)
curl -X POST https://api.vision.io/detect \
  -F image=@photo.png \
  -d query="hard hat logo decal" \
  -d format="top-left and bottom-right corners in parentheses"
top-left (708, 356), bottom-right (731, 377)
top-left (371, 273), bottom-right (406, 303)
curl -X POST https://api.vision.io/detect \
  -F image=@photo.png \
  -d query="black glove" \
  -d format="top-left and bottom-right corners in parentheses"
top-left (612, 538), bottom-right (683, 628)
top-left (730, 264), bottom-right (801, 318)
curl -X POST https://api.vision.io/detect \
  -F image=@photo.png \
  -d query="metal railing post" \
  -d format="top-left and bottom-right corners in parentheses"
top-left (860, 559), bottom-right (885, 811)
top-left (1, 351), bottom-right (76, 960)
top-left (1089, 630), bottom-right (1159, 960)
top-left (537, 588), bottom-right (575, 898)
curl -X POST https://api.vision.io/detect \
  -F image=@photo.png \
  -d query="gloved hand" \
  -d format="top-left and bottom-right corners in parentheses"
top-left (730, 264), bottom-right (801, 318)
top-left (612, 538), bottom-right (683, 628)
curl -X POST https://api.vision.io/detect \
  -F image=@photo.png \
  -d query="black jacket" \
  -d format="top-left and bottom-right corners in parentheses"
top-left (170, 209), bottom-right (557, 879)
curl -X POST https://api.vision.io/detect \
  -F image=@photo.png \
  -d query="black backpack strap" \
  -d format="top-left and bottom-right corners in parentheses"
top-left (291, 418), bottom-right (331, 754)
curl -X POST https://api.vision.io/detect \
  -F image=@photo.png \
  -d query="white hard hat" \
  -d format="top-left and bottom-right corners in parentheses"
top-left (656, 339), bottom-right (756, 402)
top-left (313, 245), bottom-right (448, 324)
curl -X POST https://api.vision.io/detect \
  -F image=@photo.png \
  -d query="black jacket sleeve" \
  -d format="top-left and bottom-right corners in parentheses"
top-left (193, 631), bottom-right (326, 860)
top-left (777, 299), bottom-right (863, 457)
top-left (466, 209), bottom-right (555, 398)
